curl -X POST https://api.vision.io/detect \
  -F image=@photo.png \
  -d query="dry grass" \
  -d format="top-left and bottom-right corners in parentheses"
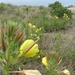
top-left (38, 28), bottom-right (75, 75)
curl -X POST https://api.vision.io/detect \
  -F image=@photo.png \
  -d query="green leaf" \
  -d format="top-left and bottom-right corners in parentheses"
top-left (4, 49), bottom-right (9, 60)
top-left (8, 57), bottom-right (19, 67)
top-left (1, 67), bottom-right (9, 75)
top-left (0, 58), bottom-right (3, 63)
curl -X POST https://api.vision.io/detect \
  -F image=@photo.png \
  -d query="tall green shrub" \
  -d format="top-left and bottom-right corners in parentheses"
top-left (0, 2), bottom-right (4, 9)
top-left (48, 1), bottom-right (72, 19)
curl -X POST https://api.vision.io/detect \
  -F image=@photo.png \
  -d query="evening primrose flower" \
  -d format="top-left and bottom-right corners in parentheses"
top-left (68, 18), bottom-right (70, 20)
top-left (42, 56), bottom-right (48, 67)
top-left (20, 39), bottom-right (39, 57)
top-left (37, 55), bottom-right (40, 59)
top-left (36, 29), bottom-right (39, 32)
top-left (59, 69), bottom-right (70, 75)
top-left (32, 25), bottom-right (36, 28)
top-left (39, 28), bottom-right (42, 30)
top-left (37, 36), bottom-right (40, 39)
top-left (63, 13), bottom-right (69, 20)
top-left (29, 23), bottom-right (33, 27)
top-left (62, 69), bottom-right (70, 75)
top-left (55, 16), bottom-right (58, 19)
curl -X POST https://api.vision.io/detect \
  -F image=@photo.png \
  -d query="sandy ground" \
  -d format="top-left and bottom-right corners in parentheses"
top-left (68, 7), bottom-right (75, 19)
top-left (68, 7), bottom-right (75, 11)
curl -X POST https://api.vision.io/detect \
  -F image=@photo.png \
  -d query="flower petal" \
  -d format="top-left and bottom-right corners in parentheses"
top-left (20, 39), bottom-right (39, 57)
top-left (20, 40), bottom-right (33, 51)
top-left (42, 56), bottom-right (48, 67)
top-left (24, 44), bottom-right (39, 57)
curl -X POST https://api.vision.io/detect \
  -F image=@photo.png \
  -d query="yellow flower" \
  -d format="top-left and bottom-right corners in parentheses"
top-left (39, 28), bottom-right (42, 30)
top-left (9, 56), bottom-right (13, 61)
top-left (63, 13), bottom-right (70, 20)
top-left (42, 56), bottom-right (48, 67)
top-left (37, 36), bottom-right (40, 39)
top-left (20, 39), bottom-right (39, 57)
top-left (36, 29), bottom-right (39, 32)
top-left (29, 23), bottom-right (32, 27)
top-left (68, 18), bottom-right (70, 20)
top-left (30, 34), bottom-right (32, 37)
top-left (32, 25), bottom-right (36, 28)
top-left (37, 55), bottom-right (40, 58)
top-left (62, 69), bottom-right (70, 75)
top-left (60, 69), bottom-right (70, 75)
top-left (55, 16), bottom-right (58, 19)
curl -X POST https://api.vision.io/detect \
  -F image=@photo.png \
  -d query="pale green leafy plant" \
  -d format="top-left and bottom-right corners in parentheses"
top-left (0, 21), bottom-right (40, 75)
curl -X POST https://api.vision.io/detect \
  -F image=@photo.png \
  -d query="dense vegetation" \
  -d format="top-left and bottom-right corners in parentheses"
top-left (48, 1), bottom-right (72, 19)
top-left (0, 1), bottom-right (75, 75)
top-left (0, 1), bottom-right (72, 32)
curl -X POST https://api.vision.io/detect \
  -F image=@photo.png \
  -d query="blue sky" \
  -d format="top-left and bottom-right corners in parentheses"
top-left (0, 0), bottom-right (75, 6)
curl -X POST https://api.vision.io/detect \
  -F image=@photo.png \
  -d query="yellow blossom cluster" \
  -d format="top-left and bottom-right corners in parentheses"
top-left (63, 13), bottom-right (70, 20)
top-left (54, 16), bottom-right (59, 19)
top-left (28, 23), bottom-right (43, 40)
top-left (29, 23), bottom-right (36, 28)
top-left (36, 28), bottom-right (42, 33)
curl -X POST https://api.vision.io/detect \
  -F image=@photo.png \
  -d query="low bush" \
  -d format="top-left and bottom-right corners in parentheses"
top-left (44, 15), bottom-right (70, 32)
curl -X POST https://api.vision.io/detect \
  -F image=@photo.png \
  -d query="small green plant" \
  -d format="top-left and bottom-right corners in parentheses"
top-left (22, 22), bottom-right (44, 40)
top-left (42, 51), bottom-right (62, 75)
top-left (48, 1), bottom-right (62, 9)
top-left (41, 34), bottom-right (71, 75)
top-left (0, 21), bottom-right (40, 75)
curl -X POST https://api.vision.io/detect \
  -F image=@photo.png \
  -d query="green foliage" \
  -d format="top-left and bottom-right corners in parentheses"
top-left (25, 6), bottom-right (29, 11)
top-left (25, 6), bottom-right (29, 16)
top-left (22, 22), bottom-right (44, 40)
top-left (46, 53), bottom-right (60, 75)
top-left (0, 20), bottom-right (41, 75)
top-left (0, 2), bottom-right (4, 9)
top-left (44, 15), bottom-right (69, 32)
top-left (0, 20), bottom-right (25, 74)
top-left (49, 1), bottom-right (72, 19)
top-left (48, 1), bottom-right (62, 9)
